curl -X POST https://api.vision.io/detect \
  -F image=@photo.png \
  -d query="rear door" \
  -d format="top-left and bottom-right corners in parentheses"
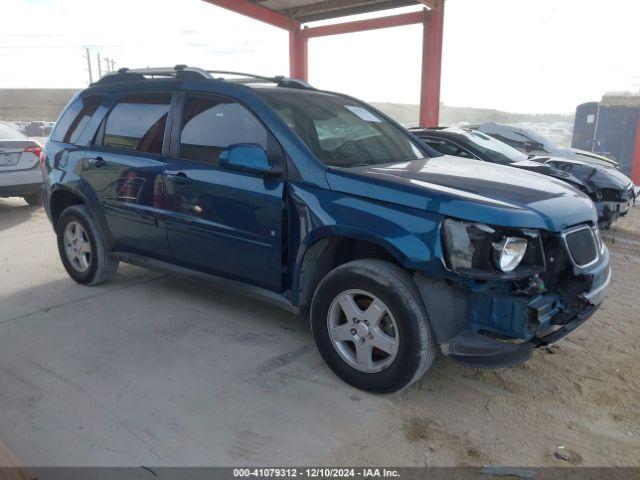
top-left (84, 92), bottom-right (173, 259)
top-left (163, 92), bottom-right (285, 291)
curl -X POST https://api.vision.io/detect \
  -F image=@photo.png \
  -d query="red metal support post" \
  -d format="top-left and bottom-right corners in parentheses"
top-left (290, 27), bottom-right (309, 81)
top-left (419, 0), bottom-right (445, 127)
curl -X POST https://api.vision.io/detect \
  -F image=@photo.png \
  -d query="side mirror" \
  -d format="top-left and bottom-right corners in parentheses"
top-left (219, 144), bottom-right (278, 175)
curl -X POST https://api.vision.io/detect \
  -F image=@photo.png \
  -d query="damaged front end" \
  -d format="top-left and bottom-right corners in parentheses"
top-left (416, 221), bottom-right (611, 368)
top-left (595, 184), bottom-right (638, 229)
top-left (544, 158), bottom-right (637, 229)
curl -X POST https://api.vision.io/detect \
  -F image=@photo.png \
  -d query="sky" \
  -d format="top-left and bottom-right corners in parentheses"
top-left (1, 0), bottom-right (639, 114)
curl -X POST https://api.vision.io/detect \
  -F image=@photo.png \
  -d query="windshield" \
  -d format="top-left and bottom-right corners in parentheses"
top-left (256, 89), bottom-right (429, 168)
top-left (515, 127), bottom-right (557, 149)
top-left (458, 129), bottom-right (529, 164)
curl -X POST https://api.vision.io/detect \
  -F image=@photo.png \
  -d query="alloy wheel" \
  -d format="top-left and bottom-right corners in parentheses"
top-left (327, 289), bottom-right (399, 373)
top-left (63, 221), bottom-right (92, 273)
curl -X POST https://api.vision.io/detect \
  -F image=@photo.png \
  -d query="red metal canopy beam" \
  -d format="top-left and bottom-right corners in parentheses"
top-left (417, 0), bottom-right (437, 8)
top-left (202, 0), bottom-right (298, 30)
top-left (303, 11), bottom-right (424, 38)
top-left (201, 0), bottom-right (445, 127)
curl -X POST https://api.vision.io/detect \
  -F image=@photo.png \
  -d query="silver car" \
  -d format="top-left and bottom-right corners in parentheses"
top-left (0, 121), bottom-right (43, 205)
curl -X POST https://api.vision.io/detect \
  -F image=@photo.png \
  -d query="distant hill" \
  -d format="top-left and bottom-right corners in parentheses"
top-left (371, 102), bottom-right (574, 127)
top-left (0, 89), bottom-right (77, 121)
top-left (0, 89), bottom-right (573, 126)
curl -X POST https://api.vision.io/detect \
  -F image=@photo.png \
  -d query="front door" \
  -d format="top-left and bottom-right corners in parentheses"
top-left (163, 92), bottom-right (285, 291)
top-left (83, 92), bottom-right (173, 259)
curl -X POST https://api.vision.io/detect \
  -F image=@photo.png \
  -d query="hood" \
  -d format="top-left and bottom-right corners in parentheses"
top-left (548, 146), bottom-right (618, 168)
top-left (510, 159), bottom-right (592, 193)
top-left (569, 147), bottom-right (618, 165)
top-left (326, 156), bottom-right (597, 232)
top-left (540, 157), bottom-right (633, 191)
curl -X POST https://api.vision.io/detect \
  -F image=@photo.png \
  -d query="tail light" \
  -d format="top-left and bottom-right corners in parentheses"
top-left (24, 145), bottom-right (45, 169)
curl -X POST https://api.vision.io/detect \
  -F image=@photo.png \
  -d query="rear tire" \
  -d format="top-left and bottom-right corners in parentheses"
top-left (23, 193), bottom-right (43, 206)
top-left (311, 259), bottom-right (436, 393)
top-left (56, 205), bottom-right (119, 285)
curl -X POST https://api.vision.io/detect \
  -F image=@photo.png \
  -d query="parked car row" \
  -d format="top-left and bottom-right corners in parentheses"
top-left (10, 120), bottom-right (55, 137)
top-left (37, 66), bottom-right (615, 393)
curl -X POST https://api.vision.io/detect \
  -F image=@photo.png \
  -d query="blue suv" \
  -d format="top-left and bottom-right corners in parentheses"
top-left (43, 66), bottom-right (611, 392)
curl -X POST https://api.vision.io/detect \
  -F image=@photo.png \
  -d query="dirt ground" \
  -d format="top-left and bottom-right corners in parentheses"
top-left (0, 198), bottom-right (638, 468)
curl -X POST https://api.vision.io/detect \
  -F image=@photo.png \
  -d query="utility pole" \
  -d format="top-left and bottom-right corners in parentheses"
top-left (97, 53), bottom-right (102, 78)
top-left (110, 58), bottom-right (116, 72)
top-left (84, 48), bottom-right (93, 84)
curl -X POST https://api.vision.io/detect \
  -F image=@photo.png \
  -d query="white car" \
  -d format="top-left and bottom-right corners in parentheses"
top-left (0, 121), bottom-right (43, 205)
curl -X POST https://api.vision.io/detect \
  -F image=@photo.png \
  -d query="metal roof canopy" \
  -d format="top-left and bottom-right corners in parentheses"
top-left (203, 0), bottom-right (445, 127)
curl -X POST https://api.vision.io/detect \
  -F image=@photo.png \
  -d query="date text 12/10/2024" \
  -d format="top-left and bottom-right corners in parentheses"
top-left (233, 468), bottom-right (400, 478)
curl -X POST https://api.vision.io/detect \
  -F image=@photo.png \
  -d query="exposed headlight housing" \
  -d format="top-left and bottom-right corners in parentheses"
top-left (442, 219), bottom-right (545, 279)
top-left (493, 237), bottom-right (528, 272)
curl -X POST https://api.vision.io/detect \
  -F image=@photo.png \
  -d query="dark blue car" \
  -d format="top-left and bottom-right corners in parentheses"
top-left (43, 66), bottom-right (611, 392)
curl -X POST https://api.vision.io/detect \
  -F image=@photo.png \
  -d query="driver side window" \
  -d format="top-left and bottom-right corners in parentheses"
top-left (179, 94), bottom-right (268, 165)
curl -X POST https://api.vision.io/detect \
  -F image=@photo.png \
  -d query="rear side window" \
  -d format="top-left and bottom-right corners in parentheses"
top-left (51, 95), bottom-right (104, 143)
top-left (179, 94), bottom-right (268, 165)
top-left (102, 93), bottom-right (171, 154)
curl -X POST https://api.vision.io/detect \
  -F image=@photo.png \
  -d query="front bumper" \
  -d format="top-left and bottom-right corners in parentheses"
top-left (596, 190), bottom-right (638, 228)
top-left (415, 250), bottom-right (611, 369)
top-left (440, 301), bottom-right (601, 368)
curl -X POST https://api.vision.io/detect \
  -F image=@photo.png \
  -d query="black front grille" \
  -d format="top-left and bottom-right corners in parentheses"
top-left (565, 227), bottom-right (598, 266)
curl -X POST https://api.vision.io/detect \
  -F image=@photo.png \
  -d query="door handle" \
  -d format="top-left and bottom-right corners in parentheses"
top-left (167, 172), bottom-right (192, 185)
top-left (89, 156), bottom-right (107, 168)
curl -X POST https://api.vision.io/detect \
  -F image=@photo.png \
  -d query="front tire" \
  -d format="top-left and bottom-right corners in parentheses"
top-left (311, 259), bottom-right (436, 393)
top-left (56, 205), bottom-right (119, 285)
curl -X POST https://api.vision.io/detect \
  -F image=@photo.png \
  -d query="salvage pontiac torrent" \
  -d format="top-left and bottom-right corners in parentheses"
top-left (42, 66), bottom-right (611, 392)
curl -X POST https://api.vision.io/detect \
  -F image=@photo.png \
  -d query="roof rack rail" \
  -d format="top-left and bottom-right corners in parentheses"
top-left (207, 70), bottom-right (276, 83)
top-left (95, 65), bottom-right (313, 89)
top-left (207, 71), bottom-right (313, 90)
top-left (96, 65), bottom-right (212, 84)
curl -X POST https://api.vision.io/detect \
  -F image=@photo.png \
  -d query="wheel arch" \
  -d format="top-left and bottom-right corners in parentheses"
top-left (49, 186), bottom-right (113, 249)
top-left (294, 227), bottom-right (410, 318)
